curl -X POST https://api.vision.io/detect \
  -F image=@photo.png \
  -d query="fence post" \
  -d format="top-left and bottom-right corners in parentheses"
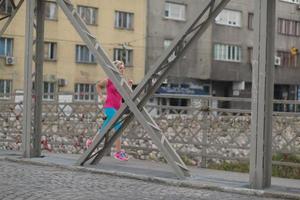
top-left (32, 0), bottom-right (46, 157)
top-left (250, 0), bottom-right (275, 189)
top-left (22, 0), bottom-right (35, 158)
top-left (201, 99), bottom-right (209, 168)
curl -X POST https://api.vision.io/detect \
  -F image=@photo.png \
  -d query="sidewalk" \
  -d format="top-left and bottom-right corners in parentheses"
top-left (1, 150), bottom-right (299, 200)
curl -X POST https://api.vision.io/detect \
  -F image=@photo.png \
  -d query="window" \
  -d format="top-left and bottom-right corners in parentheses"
top-left (280, 0), bottom-right (300, 4)
top-left (163, 39), bottom-right (173, 49)
top-left (0, 0), bottom-right (13, 14)
top-left (77, 5), bottom-right (98, 25)
top-left (277, 51), bottom-right (299, 67)
top-left (43, 82), bottom-right (55, 100)
top-left (248, 13), bottom-right (254, 30)
top-left (74, 83), bottom-right (95, 101)
top-left (214, 43), bottom-right (242, 62)
top-left (76, 45), bottom-right (96, 63)
top-left (278, 18), bottom-right (300, 37)
top-left (0, 80), bottom-right (11, 99)
top-left (45, 1), bottom-right (58, 20)
top-left (170, 98), bottom-right (188, 106)
top-left (115, 11), bottom-right (134, 29)
top-left (113, 48), bottom-right (133, 66)
top-left (164, 2), bottom-right (186, 21)
top-left (157, 97), bottom-right (190, 115)
top-left (247, 47), bottom-right (253, 64)
top-left (44, 42), bottom-right (57, 61)
top-left (163, 39), bottom-right (176, 62)
top-left (0, 37), bottom-right (13, 56)
top-left (215, 9), bottom-right (242, 27)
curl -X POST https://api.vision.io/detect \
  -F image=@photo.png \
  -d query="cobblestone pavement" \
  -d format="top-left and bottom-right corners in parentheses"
top-left (0, 160), bottom-right (284, 200)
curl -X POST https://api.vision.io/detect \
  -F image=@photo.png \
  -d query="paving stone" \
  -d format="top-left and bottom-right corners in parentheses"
top-left (0, 160), bottom-right (284, 200)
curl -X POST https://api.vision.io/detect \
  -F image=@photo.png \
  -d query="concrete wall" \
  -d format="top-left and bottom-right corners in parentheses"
top-left (146, 0), bottom-right (300, 86)
top-left (146, 0), bottom-right (212, 80)
top-left (212, 0), bottom-right (300, 84)
top-left (275, 1), bottom-right (300, 84)
top-left (1, 100), bottom-right (298, 167)
top-left (211, 0), bottom-right (254, 82)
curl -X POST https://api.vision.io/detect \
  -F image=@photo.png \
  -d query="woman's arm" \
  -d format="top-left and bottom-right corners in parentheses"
top-left (128, 79), bottom-right (133, 88)
top-left (96, 79), bottom-right (108, 99)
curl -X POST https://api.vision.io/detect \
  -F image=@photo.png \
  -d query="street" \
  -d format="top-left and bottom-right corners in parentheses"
top-left (0, 160), bottom-right (284, 200)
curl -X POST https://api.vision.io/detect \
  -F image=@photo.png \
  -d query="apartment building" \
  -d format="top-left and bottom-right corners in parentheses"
top-left (0, 0), bottom-right (146, 102)
top-left (146, 0), bottom-right (300, 111)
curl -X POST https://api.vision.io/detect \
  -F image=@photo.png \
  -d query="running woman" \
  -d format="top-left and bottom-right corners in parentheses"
top-left (96, 60), bottom-right (132, 161)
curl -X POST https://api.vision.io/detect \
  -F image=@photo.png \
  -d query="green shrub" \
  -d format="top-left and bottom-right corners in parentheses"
top-left (204, 153), bottom-right (300, 179)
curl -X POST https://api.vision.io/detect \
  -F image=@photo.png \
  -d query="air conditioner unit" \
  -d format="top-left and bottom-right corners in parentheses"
top-left (5, 56), bottom-right (15, 65)
top-left (275, 56), bottom-right (281, 66)
top-left (58, 78), bottom-right (67, 87)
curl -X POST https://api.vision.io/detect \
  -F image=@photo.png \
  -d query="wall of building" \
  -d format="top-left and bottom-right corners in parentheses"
top-left (211, 0), bottom-right (254, 82)
top-left (0, 0), bottom-right (146, 94)
top-left (212, 0), bottom-right (300, 85)
top-left (146, 0), bottom-right (212, 80)
top-left (0, 3), bottom-right (26, 93)
top-left (146, 0), bottom-right (300, 101)
top-left (275, 1), bottom-right (300, 84)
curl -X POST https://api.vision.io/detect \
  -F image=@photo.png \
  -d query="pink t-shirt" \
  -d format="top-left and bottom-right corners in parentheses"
top-left (104, 79), bottom-right (122, 110)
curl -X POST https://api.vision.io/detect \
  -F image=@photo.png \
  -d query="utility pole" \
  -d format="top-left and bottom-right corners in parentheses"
top-left (250, 0), bottom-right (276, 189)
top-left (32, 0), bottom-right (45, 157)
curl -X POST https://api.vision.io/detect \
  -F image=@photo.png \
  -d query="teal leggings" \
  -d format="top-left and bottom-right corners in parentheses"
top-left (100, 107), bottom-right (121, 133)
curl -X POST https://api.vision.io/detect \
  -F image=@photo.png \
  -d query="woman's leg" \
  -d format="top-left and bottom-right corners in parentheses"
top-left (113, 111), bottom-right (122, 152)
top-left (102, 108), bottom-right (122, 152)
top-left (112, 111), bottom-right (128, 160)
top-left (115, 137), bottom-right (121, 152)
top-left (100, 108), bottom-right (114, 133)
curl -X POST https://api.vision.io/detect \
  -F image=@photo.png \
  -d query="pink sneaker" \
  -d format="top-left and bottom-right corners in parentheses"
top-left (85, 138), bottom-right (93, 149)
top-left (114, 151), bottom-right (127, 161)
top-left (120, 150), bottom-right (129, 161)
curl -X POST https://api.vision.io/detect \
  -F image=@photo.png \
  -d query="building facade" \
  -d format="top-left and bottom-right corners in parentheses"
top-left (0, 0), bottom-right (146, 102)
top-left (146, 0), bottom-right (300, 111)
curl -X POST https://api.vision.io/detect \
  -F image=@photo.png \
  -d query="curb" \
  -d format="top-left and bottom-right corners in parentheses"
top-left (2, 157), bottom-right (300, 200)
